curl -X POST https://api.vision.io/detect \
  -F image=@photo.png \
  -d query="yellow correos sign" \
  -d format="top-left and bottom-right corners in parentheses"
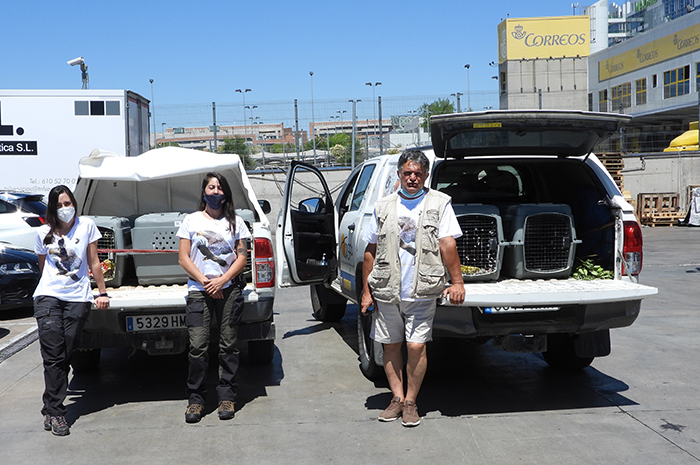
top-left (498, 16), bottom-right (590, 63)
top-left (599, 22), bottom-right (700, 81)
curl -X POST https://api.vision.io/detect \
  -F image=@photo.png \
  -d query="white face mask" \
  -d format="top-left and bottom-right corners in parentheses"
top-left (57, 206), bottom-right (75, 224)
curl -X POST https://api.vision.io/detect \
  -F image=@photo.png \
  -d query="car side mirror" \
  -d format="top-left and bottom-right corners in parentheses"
top-left (298, 197), bottom-right (325, 213)
top-left (258, 199), bottom-right (271, 214)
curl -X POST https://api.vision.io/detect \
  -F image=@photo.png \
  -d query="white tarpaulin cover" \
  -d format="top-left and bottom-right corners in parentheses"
top-left (73, 147), bottom-right (267, 224)
top-left (686, 187), bottom-right (700, 226)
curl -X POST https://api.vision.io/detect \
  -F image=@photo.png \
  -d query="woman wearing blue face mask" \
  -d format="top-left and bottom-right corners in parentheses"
top-left (33, 185), bottom-right (109, 436)
top-left (177, 172), bottom-right (251, 423)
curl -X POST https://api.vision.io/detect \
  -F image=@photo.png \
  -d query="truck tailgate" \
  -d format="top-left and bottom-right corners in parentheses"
top-left (105, 285), bottom-right (189, 308)
top-left (440, 279), bottom-right (658, 307)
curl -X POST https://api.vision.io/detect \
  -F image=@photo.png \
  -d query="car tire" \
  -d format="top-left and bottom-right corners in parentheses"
top-left (248, 339), bottom-right (275, 365)
top-left (310, 284), bottom-right (347, 322)
top-left (70, 348), bottom-right (101, 372)
top-left (542, 334), bottom-right (594, 370)
top-left (357, 311), bottom-right (385, 380)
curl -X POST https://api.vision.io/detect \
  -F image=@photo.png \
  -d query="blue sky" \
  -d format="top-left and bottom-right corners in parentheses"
top-left (3, 0), bottom-right (582, 108)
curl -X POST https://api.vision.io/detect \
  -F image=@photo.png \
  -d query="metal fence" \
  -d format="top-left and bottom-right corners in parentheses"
top-left (155, 90), bottom-right (697, 158)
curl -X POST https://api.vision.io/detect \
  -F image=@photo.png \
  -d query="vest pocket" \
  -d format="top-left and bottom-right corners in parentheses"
top-left (368, 263), bottom-right (391, 292)
top-left (416, 264), bottom-right (445, 294)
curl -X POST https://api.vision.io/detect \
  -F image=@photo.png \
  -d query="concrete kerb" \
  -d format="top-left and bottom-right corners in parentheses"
top-left (0, 325), bottom-right (38, 364)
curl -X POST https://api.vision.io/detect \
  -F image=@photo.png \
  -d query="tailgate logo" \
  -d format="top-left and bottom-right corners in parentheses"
top-left (0, 102), bottom-right (38, 156)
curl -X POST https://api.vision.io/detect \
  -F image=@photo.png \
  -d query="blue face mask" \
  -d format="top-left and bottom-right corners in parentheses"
top-left (204, 193), bottom-right (226, 210)
top-left (399, 187), bottom-right (425, 199)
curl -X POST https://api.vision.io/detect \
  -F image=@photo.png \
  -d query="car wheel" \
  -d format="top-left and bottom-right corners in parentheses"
top-left (310, 284), bottom-right (347, 322)
top-left (248, 339), bottom-right (274, 365)
top-left (357, 310), bottom-right (385, 380)
top-left (70, 348), bottom-right (101, 372)
top-left (542, 334), bottom-right (594, 370)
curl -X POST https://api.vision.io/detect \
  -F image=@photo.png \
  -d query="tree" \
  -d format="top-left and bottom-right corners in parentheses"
top-left (419, 98), bottom-right (455, 130)
top-left (219, 137), bottom-right (256, 170)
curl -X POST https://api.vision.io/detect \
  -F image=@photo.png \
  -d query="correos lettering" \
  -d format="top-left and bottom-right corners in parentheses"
top-left (673, 33), bottom-right (700, 51)
top-left (523, 32), bottom-right (586, 47)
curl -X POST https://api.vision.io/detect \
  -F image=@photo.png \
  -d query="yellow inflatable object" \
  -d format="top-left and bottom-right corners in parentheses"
top-left (664, 121), bottom-right (699, 152)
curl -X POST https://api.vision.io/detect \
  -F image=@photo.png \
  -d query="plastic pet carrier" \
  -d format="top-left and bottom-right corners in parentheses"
top-left (84, 216), bottom-right (131, 287)
top-left (132, 212), bottom-right (188, 285)
top-left (501, 204), bottom-right (580, 279)
top-left (452, 204), bottom-right (507, 282)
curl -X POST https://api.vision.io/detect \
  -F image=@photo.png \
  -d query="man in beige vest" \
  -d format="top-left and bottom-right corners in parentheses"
top-left (361, 149), bottom-right (465, 427)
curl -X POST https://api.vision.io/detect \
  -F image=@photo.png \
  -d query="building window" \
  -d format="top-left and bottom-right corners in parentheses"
top-left (696, 62), bottom-right (700, 92)
top-left (611, 83), bottom-right (631, 111)
top-left (636, 78), bottom-right (647, 105)
top-left (598, 89), bottom-right (608, 112)
top-left (106, 101), bottom-right (120, 115)
top-left (588, 93), bottom-right (593, 112)
top-left (663, 65), bottom-right (690, 99)
top-left (74, 101), bottom-right (89, 115)
top-left (74, 100), bottom-right (120, 116)
top-left (652, 74), bottom-right (657, 88)
top-left (500, 71), bottom-right (506, 94)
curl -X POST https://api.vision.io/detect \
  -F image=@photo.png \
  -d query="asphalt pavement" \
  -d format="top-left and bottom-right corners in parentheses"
top-left (0, 226), bottom-right (699, 464)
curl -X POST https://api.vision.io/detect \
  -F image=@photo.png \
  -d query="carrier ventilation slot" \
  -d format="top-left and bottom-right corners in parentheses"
top-left (456, 215), bottom-right (500, 276)
top-left (523, 213), bottom-right (573, 272)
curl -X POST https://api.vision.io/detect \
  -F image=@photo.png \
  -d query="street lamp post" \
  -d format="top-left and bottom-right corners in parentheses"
top-left (451, 92), bottom-right (463, 113)
top-left (310, 71), bottom-right (316, 163)
top-left (349, 99), bottom-right (361, 169)
top-left (245, 105), bottom-right (257, 145)
top-left (149, 79), bottom-right (156, 149)
top-left (235, 88), bottom-right (251, 146)
top-left (464, 64), bottom-right (471, 112)
top-left (365, 82), bottom-right (381, 149)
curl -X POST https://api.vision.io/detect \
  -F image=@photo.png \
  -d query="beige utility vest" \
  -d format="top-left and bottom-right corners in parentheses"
top-left (367, 189), bottom-right (451, 304)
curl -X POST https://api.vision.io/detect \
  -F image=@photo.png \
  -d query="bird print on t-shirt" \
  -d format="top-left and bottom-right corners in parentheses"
top-left (195, 230), bottom-right (232, 267)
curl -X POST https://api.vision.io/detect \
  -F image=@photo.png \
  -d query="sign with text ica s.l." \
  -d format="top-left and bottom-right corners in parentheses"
top-left (498, 16), bottom-right (590, 64)
top-left (0, 102), bottom-right (38, 155)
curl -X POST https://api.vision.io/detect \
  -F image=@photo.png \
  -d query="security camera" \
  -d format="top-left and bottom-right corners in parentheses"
top-left (67, 57), bottom-right (85, 66)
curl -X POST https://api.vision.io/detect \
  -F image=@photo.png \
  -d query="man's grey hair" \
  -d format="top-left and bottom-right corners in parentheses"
top-left (398, 149), bottom-right (430, 173)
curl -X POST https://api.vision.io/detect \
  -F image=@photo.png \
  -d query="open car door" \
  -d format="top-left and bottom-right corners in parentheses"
top-left (276, 161), bottom-right (337, 287)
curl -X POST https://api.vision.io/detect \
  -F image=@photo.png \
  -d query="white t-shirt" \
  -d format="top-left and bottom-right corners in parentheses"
top-left (33, 217), bottom-right (102, 302)
top-left (363, 191), bottom-right (462, 300)
top-left (176, 211), bottom-right (252, 292)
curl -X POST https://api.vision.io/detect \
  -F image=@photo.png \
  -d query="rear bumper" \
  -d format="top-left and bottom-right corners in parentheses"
top-left (432, 278), bottom-right (655, 338)
top-left (433, 299), bottom-right (642, 338)
top-left (79, 293), bottom-right (275, 355)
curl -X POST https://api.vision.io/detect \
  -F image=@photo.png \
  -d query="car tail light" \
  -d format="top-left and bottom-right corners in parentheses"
top-left (254, 237), bottom-right (275, 288)
top-left (23, 216), bottom-right (45, 227)
top-left (622, 221), bottom-right (643, 276)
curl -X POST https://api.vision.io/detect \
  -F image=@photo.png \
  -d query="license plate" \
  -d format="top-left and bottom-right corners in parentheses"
top-left (126, 314), bottom-right (186, 332)
top-left (482, 306), bottom-right (560, 314)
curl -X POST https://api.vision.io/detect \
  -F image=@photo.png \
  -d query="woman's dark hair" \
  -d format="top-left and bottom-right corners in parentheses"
top-left (199, 172), bottom-right (237, 232)
top-left (43, 185), bottom-right (79, 245)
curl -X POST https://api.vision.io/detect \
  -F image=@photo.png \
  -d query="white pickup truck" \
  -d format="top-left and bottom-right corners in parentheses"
top-left (277, 110), bottom-right (658, 378)
top-left (70, 147), bottom-right (276, 370)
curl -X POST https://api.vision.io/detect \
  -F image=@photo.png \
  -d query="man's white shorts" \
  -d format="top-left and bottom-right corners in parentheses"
top-left (371, 300), bottom-right (437, 344)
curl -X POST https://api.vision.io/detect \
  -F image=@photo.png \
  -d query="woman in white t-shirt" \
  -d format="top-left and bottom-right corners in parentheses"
top-left (177, 172), bottom-right (251, 424)
top-left (33, 185), bottom-right (110, 436)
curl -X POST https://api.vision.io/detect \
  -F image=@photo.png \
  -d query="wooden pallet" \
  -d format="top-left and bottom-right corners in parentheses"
top-left (598, 153), bottom-right (624, 191)
top-left (643, 213), bottom-right (686, 227)
top-left (637, 192), bottom-right (684, 226)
